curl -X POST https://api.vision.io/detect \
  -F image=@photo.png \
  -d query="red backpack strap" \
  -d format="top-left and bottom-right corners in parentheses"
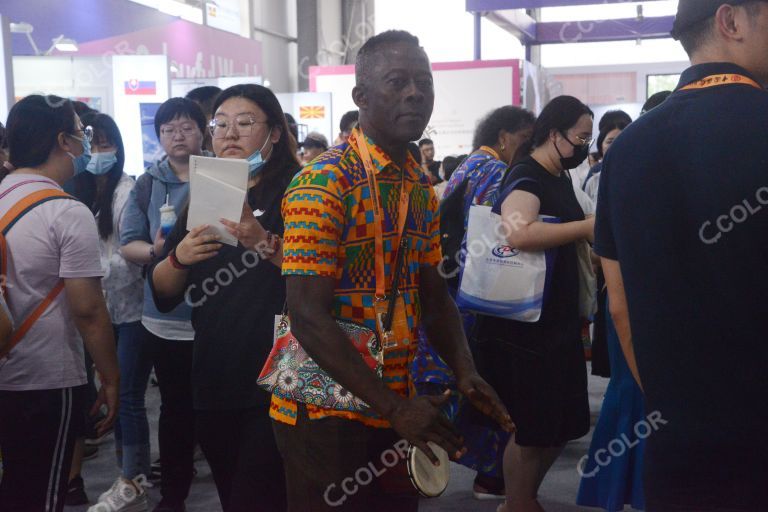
top-left (0, 189), bottom-right (74, 360)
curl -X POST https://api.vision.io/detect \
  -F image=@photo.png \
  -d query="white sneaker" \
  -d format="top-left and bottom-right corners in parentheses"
top-left (98, 474), bottom-right (151, 502)
top-left (88, 475), bottom-right (149, 512)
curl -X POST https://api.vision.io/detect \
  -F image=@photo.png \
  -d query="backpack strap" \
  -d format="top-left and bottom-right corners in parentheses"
top-left (0, 188), bottom-right (74, 361)
top-left (134, 172), bottom-right (154, 215)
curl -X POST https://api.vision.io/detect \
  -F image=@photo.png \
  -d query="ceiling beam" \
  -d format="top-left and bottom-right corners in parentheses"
top-left (467, 0), bottom-right (666, 10)
top-left (536, 15), bottom-right (674, 44)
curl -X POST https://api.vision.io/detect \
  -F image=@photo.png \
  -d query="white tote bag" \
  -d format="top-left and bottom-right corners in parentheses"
top-left (456, 203), bottom-right (558, 323)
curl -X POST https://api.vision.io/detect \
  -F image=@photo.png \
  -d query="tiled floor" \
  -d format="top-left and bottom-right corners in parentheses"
top-left (69, 365), bottom-right (614, 512)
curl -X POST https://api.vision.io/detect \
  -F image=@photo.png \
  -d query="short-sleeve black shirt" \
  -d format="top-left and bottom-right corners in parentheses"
top-left (150, 167), bottom-right (297, 411)
top-left (505, 156), bottom-right (585, 334)
top-left (595, 63), bottom-right (768, 508)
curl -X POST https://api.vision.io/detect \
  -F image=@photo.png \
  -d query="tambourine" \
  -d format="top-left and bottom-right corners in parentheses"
top-left (406, 442), bottom-right (450, 498)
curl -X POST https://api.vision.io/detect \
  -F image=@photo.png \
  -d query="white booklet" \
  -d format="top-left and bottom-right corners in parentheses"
top-left (187, 155), bottom-right (249, 247)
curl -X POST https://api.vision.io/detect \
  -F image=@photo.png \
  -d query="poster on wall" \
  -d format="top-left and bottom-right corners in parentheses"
top-left (276, 92), bottom-right (333, 147)
top-left (140, 103), bottom-right (164, 169)
top-left (206, 0), bottom-right (242, 35)
top-left (112, 55), bottom-right (170, 175)
top-left (71, 97), bottom-right (103, 112)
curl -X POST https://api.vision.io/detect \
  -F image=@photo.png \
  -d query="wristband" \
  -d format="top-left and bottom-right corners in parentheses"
top-left (169, 249), bottom-right (191, 270)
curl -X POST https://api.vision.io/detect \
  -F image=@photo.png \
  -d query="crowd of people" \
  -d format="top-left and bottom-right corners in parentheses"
top-left (0, 1), bottom-right (767, 511)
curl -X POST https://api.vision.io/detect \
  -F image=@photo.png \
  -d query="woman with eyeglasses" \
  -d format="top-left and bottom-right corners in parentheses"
top-left (120, 98), bottom-right (210, 512)
top-left (66, 112), bottom-right (155, 510)
top-left (149, 84), bottom-right (300, 511)
top-left (0, 95), bottom-right (119, 512)
top-left (472, 96), bottom-right (595, 512)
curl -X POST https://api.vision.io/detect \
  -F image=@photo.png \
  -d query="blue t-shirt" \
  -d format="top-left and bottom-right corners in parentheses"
top-left (595, 62), bottom-right (768, 509)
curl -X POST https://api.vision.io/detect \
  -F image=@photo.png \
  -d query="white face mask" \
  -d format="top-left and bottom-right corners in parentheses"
top-left (245, 128), bottom-right (273, 178)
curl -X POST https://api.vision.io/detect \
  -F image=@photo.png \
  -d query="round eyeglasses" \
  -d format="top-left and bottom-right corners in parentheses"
top-left (209, 115), bottom-right (268, 139)
top-left (159, 124), bottom-right (200, 138)
top-left (74, 125), bottom-right (94, 143)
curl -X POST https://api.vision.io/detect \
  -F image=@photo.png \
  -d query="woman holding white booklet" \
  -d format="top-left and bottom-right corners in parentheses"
top-left (149, 84), bottom-right (301, 512)
top-left (472, 96), bottom-right (595, 512)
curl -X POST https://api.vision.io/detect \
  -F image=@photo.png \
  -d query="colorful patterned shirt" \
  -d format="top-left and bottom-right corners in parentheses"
top-left (443, 152), bottom-right (509, 216)
top-left (271, 129), bottom-right (442, 428)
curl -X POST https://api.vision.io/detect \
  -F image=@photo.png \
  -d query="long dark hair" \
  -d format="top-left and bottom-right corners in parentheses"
top-left (70, 113), bottom-right (126, 240)
top-left (211, 84), bottom-right (300, 206)
top-left (3, 95), bottom-right (77, 183)
top-left (531, 95), bottom-right (593, 149)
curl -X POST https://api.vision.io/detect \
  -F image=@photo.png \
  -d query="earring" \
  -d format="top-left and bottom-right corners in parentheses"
top-left (501, 144), bottom-right (506, 151)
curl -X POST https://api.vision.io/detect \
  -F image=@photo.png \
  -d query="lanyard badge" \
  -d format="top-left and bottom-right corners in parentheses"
top-left (352, 131), bottom-right (414, 352)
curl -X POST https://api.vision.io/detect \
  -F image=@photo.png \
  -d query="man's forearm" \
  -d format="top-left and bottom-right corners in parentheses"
top-left (74, 308), bottom-right (119, 386)
top-left (422, 291), bottom-right (476, 379)
top-left (609, 306), bottom-right (642, 390)
top-left (602, 257), bottom-right (643, 390)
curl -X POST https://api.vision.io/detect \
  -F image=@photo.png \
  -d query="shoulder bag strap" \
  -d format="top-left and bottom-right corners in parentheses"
top-left (0, 189), bottom-right (73, 360)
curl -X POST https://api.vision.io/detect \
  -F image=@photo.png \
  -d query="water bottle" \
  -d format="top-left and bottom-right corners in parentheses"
top-left (160, 194), bottom-right (177, 237)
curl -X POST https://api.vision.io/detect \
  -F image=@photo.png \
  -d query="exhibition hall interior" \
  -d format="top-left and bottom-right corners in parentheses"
top-left (0, 1), bottom-right (765, 511)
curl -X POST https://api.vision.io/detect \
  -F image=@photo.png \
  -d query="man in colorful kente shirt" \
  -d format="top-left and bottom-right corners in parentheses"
top-left (271, 30), bottom-right (514, 510)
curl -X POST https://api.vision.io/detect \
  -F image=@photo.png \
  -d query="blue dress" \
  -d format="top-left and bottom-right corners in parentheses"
top-left (577, 298), bottom-right (646, 511)
top-left (411, 319), bottom-right (509, 478)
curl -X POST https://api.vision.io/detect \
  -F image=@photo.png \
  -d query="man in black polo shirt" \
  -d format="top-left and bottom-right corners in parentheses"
top-left (595, 1), bottom-right (768, 510)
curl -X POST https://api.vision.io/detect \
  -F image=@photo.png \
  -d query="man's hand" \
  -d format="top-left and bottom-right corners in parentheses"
top-left (90, 375), bottom-right (119, 436)
top-left (388, 390), bottom-right (466, 465)
top-left (418, 266), bottom-right (514, 432)
top-left (456, 372), bottom-right (515, 432)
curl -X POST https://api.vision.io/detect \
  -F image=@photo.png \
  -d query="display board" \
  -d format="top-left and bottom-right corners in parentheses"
top-left (275, 92), bottom-right (333, 146)
top-left (112, 55), bottom-right (170, 175)
top-left (0, 16), bottom-right (14, 125)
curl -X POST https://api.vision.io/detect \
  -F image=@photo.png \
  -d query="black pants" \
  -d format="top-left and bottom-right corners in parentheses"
top-left (149, 333), bottom-right (195, 505)
top-left (0, 385), bottom-right (86, 512)
top-left (273, 405), bottom-right (419, 512)
top-left (196, 404), bottom-right (286, 512)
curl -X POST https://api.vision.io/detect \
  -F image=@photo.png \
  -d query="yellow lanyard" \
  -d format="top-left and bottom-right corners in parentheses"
top-left (479, 146), bottom-right (501, 160)
top-left (679, 73), bottom-right (763, 92)
top-left (349, 131), bottom-right (414, 300)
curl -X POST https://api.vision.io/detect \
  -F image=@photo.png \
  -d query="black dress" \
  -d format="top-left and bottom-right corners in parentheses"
top-left (472, 156), bottom-right (590, 447)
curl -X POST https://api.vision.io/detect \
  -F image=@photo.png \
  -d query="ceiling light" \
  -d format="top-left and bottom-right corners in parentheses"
top-left (53, 37), bottom-right (78, 52)
top-left (10, 22), bottom-right (33, 34)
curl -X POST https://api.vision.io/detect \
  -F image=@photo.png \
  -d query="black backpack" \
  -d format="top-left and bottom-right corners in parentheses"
top-left (439, 177), bottom-right (471, 291)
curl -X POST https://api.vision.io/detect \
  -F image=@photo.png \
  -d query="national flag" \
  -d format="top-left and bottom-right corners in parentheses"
top-left (124, 79), bottom-right (157, 96)
top-left (299, 106), bottom-right (325, 119)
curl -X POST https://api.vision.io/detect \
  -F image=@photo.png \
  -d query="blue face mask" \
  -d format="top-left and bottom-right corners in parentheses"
top-left (67, 134), bottom-right (92, 175)
top-left (85, 151), bottom-right (117, 175)
top-left (246, 129), bottom-right (273, 179)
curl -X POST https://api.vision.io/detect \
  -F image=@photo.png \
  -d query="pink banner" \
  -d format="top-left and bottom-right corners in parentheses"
top-left (77, 20), bottom-right (262, 79)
